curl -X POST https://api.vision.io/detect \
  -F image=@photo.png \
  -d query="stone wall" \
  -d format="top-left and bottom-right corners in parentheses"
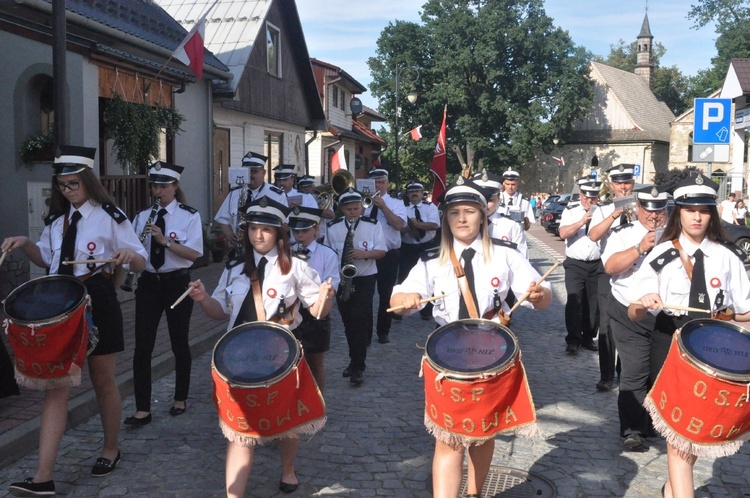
top-left (0, 254), bottom-right (30, 302)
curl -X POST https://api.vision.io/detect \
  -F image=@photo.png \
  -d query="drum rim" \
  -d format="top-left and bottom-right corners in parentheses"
top-left (424, 318), bottom-right (519, 379)
top-left (212, 320), bottom-right (301, 388)
top-left (677, 318), bottom-right (750, 382)
top-left (3, 274), bottom-right (88, 327)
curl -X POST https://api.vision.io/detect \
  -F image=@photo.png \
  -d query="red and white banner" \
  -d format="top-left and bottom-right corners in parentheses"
top-left (331, 145), bottom-right (347, 173)
top-left (552, 156), bottom-right (565, 167)
top-left (430, 106), bottom-right (448, 205)
top-left (172, 0), bottom-right (219, 80)
top-left (406, 126), bottom-right (423, 141)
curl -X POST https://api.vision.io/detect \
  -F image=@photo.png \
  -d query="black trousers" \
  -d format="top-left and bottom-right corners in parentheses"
top-left (375, 249), bottom-right (399, 336)
top-left (133, 270), bottom-right (194, 412)
top-left (597, 266), bottom-right (617, 383)
top-left (609, 298), bottom-right (672, 437)
top-left (0, 337), bottom-right (19, 398)
top-left (563, 257), bottom-right (601, 346)
top-left (337, 274), bottom-right (376, 372)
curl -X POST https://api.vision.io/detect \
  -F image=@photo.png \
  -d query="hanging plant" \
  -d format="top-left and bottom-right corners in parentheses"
top-left (19, 126), bottom-right (55, 167)
top-left (102, 94), bottom-right (185, 174)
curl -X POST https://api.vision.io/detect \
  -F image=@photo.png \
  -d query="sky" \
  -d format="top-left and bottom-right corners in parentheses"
top-left (296, 0), bottom-right (719, 111)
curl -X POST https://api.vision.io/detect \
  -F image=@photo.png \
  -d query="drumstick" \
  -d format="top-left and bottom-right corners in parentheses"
top-left (507, 262), bottom-right (560, 315)
top-left (0, 251), bottom-right (7, 268)
top-left (386, 291), bottom-right (457, 313)
top-left (61, 259), bottom-right (117, 265)
top-left (317, 277), bottom-right (333, 320)
top-left (629, 301), bottom-right (711, 314)
top-left (171, 280), bottom-right (199, 309)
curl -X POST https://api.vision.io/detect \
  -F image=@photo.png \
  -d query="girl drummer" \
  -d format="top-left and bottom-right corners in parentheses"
top-left (390, 177), bottom-right (552, 498)
top-left (187, 196), bottom-right (334, 497)
top-left (2, 146), bottom-right (147, 496)
top-left (629, 174), bottom-right (750, 498)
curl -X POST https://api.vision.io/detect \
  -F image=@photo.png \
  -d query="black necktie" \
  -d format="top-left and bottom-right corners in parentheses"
top-left (458, 248), bottom-right (479, 319)
top-left (413, 206), bottom-right (425, 240)
top-left (507, 197), bottom-right (513, 206)
top-left (688, 249), bottom-right (709, 318)
top-left (369, 204), bottom-right (379, 221)
top-left (232, 257), bottom-right (267, 328)
top-left (58, 211), bottom-right (81, 275)
top-left (150, 209), bottom-right (168, 270)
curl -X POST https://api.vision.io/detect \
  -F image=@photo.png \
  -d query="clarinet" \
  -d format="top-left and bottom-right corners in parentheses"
top-left (336, 218), bottom-right (358, 301)
top-left (120, 199), bottom-right (160, 292)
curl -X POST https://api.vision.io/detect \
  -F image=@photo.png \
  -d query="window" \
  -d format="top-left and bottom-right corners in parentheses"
top-left (264, 131), bottom-right (284, 182)
top-left (340, 89), bottom-right (345, 110)
top-left (266, 23), bottom-right (281, 77)
top-left (332, 86), bottom-right (339, 109)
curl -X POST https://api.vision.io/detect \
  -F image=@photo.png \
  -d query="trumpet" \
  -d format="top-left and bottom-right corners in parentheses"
top-left (362, 191), bottom-right (381, 210)
top-left (121, 198), bottom-right (161, 292)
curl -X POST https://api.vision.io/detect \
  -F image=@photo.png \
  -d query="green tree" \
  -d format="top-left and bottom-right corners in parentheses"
top-left (367, 0), bottom-right (593, 185)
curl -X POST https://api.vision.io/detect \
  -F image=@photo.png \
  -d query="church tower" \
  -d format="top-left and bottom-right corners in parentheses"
top-left (635, 12), bottom-right (654, 88)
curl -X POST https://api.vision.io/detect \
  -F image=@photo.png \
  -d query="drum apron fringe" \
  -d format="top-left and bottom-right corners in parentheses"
top-left (644, 396), bottom-right (748, 458)
top-left (218, 416), bottom-right (327, 447)
top-left (423, 413), bottom-right (541, 450)
top-left (15, 365), bottom-right (82, 390)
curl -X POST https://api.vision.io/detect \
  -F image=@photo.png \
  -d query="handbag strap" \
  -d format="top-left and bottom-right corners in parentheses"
top-left (672, 239), bottom-right (693, 281)
top-left (250, 270), bottom-right (266, 321)
top-left (449, 248), bottom-right (480, 319)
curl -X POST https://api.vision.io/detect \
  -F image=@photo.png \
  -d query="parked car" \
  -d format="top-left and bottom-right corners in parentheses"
top-left (721, 222), bottom-right (750, 264)
top-left (542, 201), bottom-right (569, 236)
top-left (542, 195), bottom-right (559, 210)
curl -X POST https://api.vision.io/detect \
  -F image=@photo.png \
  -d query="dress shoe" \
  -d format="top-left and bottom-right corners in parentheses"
top-left (8, 478), bottom-right (55, 496)
top-left (596, 380), bottom-right (613, 392)
top-left (582, 341), bottom-right (598, 352)
top-left (92, 451), bottom-right (121, 477)
top-left (279, 472), bottom-right (299, 493)
top-left (342, 366), bottom-right (353, 378)
top-left (169, 402), bottom-right (187, 417)
top-left (565, 343), bottom-right (579, 354)
top-left (123, 413), bottom-right (151, 427)
top-left (623, 433), bottom-right (646, 451)
top-left (377, 334), bottom-right (390, 344)
top-left (350, 370), bottom-right (364, 385)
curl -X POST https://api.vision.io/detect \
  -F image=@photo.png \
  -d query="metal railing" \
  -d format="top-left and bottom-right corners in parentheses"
top-left (100, 174), bottom-right (149, 220)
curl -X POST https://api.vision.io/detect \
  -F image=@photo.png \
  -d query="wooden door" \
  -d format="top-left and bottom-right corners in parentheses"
top-left (213, 128), bottom-right (230, 216)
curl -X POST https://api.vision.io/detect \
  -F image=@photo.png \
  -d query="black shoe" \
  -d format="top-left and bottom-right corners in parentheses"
top-left (9, 478), bottom-right (55, 496)
top-left (377, 335), bottom-right (390, 344)
top-left (582, 341), bottom-right (598, 351)
top-left (350, 370), bottom-right (363, 385)
top-left (92, 451), bottom-right (121, 477)
top-left (342, 366), bottom-right (353, 378)
top-left (623, 433), bottom-right (646, 451)
top-left (279, 472), bottom-right (299, 493)
top-left (169, 402), bottom-right (187, 417)
top-left (565, 344), bottom-right (579, 354)
top-left (596, 380), bottom-right (613, 392)
top-left (123, 413), bottom-right (151, 427)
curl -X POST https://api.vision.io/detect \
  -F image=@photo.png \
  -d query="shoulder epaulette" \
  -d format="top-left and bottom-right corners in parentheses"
top-left (178, 203), bottom-right (198, 214)
top-left (611, 222), bottom-right (633, 233)
top-left (419, 246), bottom-right (440, 261)
top-left (491, 238), bottom-right (518, 250)
top-left (229, 185), bottom-right (243, 192)
top-left (649, 247), bottom-right (680, 272)
top-left (269, 185), bottom-right (283, 194)
top-left (44, 212), bottom-right (63, 226)
top-left (360, 216), bottom-right (377, 224)
top-left (327, 218), bottom-right (344, 228)
top-left (566, 202), bottom-right (580, 210)
top-left (719, 240), bottom-right (747, 262)
top-left (225, 254), bottom-right (245, 269)
top-left (102, 203), bottom-right (127, 224)
top-left (292, 250), bottom-right (309, 261)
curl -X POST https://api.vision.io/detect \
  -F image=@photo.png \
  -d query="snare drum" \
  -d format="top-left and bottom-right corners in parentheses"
top-left (645, 319), bottom-right (750, 457)
top-left (211, 321), bottom-right (326, 446)
top-left (422, 319), bottom-right (538, 448)
top-left (4, 275), bottom-right (90, 389)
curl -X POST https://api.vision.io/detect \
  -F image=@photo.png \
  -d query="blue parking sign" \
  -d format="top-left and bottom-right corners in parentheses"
top-left (694, 98), bottom-right (732, 144)
top-left (633, 164), bottom-right (641, 178)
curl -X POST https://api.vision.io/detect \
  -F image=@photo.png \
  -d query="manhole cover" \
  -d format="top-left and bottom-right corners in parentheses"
top-left (459, 465), bottom-right (556, 498)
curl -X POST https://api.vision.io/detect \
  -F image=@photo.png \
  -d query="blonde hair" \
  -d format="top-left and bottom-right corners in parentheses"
top-left (438, 206), bottom-right (493, 265)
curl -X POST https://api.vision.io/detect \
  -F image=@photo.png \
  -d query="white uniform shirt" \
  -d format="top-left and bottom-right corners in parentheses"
top-left (601, 221), bottom-right (650, 306)
top-left (132, 199), bottom-right (203, 273)
top-left (214, 182), bottom-right (288, 231)
top-left (589, 201), bottom-right (628, 255)
top-left (392, 237), bottom-right (551, 326)
top-left (295, 240), bottom-right (341, 291)
top-left (633, 235), bottom-right (750, 316)
top-left (498, 191), bottom-right (536, 223)
top-left (488, 212), bottom-right (528, 258)
top-left (364, 195), bottom-right (408, 250)
top-left (38, 200), bottom-right (148, 276)
top-left (402, 201), bottom-right (440, 245)
top-left (560, 202), bottom-right (601, 261)
top-left (212, 247), bottom-right (322, 331)
top-left (326, 217), bottom-right (386, 277)
top-left (720, 199), bottom-right (736, 223)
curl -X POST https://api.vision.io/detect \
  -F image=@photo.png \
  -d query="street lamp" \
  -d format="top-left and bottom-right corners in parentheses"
top-left (553, 134), bottom-right (561, 192)
top-left (393, 64), bottom-right (419, 191)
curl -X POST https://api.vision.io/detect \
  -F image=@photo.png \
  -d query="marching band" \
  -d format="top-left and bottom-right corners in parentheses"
top-left (2, 145), bottom-right (750, 498)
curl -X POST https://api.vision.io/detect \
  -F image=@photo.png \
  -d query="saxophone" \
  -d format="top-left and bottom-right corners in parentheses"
top-left (231, 183), bottom-right (249, 257)
top-left (336, 218), bottom-right (359, 301)
top-left (120, 199), bottom-right (160, 292)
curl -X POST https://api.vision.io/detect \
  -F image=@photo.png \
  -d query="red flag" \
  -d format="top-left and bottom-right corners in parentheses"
top-left (430, 106), bottom-right (448, 205)
top-left (407, 126), bottom-right (422, 141)
top-left (331, 145), bottom-right (347, 173)
top-left (173, 16), bottom-right (207, 80)
top-left (552, 156), bottom-right (565, 167)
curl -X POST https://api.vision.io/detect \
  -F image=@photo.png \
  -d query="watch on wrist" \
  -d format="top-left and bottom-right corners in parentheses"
top-left (165, 238), bottom-right (172, 249)
top-left (634, 243), bottom-right (642, 256)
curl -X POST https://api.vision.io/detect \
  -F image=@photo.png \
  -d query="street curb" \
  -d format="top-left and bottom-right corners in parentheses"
top-left (0, 321), bottom-right (228, 468)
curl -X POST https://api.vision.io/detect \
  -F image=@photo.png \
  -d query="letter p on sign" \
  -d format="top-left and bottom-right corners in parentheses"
top-left (702, 102), bottom-right (724, 130)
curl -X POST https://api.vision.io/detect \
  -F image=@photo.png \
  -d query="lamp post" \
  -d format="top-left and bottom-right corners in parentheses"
top-left (553, 134), bottom-right (561, 193)
top-left (393, 64), bottom-right (419, 192)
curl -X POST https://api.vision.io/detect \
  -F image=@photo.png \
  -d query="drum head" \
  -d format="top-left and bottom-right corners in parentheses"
top-left (213, 322), bottom-right (299, 386)
top-left (679, 319), bottom-right (750, 381)
top-left (425, 319), bottom-right (518, 375)
top-left (4, 275), bottom-right (87, 323)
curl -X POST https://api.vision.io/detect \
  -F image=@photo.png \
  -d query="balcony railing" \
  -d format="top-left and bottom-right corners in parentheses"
top-left (100, 174), bottom-right (149, 220)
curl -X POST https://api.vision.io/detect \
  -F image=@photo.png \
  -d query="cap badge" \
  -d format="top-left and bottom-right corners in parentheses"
top-left (456, 176), bottom-right (465, 185)
top-left (259, 197), bottom-right (268, 208)
top-left (154, 163), bottom-right (162, 171)
top-left (618, 165), bottom-right (624, 172)
top-left (651, 187), bottom-right (659, 197)
top-left (695, 175), bottom-right (704, 185)
top-left (292, 206), bottom-right (301, 215)
top-left (482, 169), bottom-right (488, 182)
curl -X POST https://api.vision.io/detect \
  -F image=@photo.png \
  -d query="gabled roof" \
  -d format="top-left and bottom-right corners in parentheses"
top-left (352, 120), bottom-right (386, 146)
top-left (722, 58), bottom-right (750, 99)
top-left (583, 61), bottom-right (675, 143)
top-left (311, 58), bottom-right (368, 97)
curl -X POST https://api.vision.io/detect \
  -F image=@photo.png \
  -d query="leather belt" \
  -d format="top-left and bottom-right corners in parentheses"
top-left (141, 268), bottom-right (190, 282)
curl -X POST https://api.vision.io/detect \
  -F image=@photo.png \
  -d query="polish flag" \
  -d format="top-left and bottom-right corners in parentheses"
top-left (430, 106), bottom-right (448, 205)
top-left (407, 126), bottom-right (422, 141)
top-left (552, 156), bottom-right (565, 167)
top-left (173, 16), bottom-right (207, 80)
top-left (331, 145), bottom-right (347, 173)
